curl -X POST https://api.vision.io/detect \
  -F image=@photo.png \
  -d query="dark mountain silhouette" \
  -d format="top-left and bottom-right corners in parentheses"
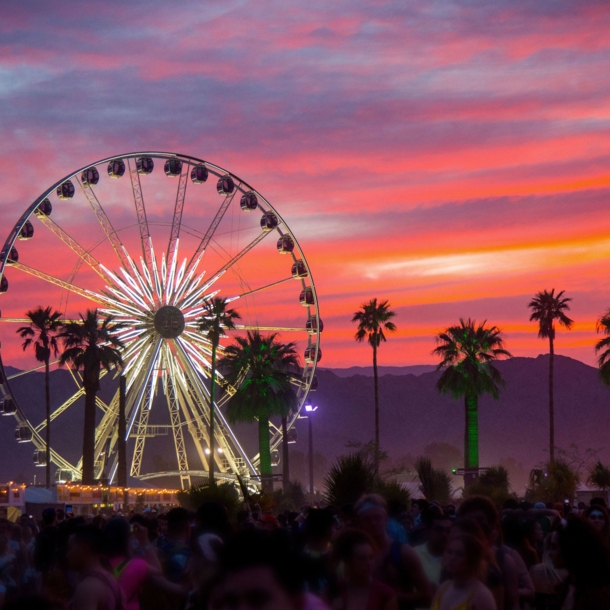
top-left (1, 355), bottom-right (608, 487)
top-left (320, 365), bottom-right (436, 377)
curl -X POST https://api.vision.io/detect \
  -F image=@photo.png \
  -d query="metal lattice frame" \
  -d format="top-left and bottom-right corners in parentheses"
top-left (0, 152), bottom-right (320, 489)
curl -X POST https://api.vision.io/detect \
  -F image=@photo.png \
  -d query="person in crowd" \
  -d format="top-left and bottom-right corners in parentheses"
top-left (108, 517), bottom-right (185, 609)
top-left (0, 535), bottom-right (17, 603)
top-left (355, 494), bottom-right (433, 608)
top-left (558, 516), bottom-right (610, 609)
top-left (386, 500), bottom-right (408, 545)
top-left (409, 501), bottom-right (429, 547)
top-left (204, 529), bottom-right (325, 610)
top-left (583, 505), bottom-right (610, 542)
top-left (457, 497), bottom-right (520, 610)
top-left (413, 508), bottom-right (452, 594)
top-left (157, 507), bottom-right (191, 586)
top-left (529, 529), bottom-right (568, 610)
top-left (502, 516), bottom-right (539, 570)
top-left (0, 522), bottom-right (18, 558)
top-left (33, 509), bottom-right (57, 583)
top-left (431, 533), bottom-right (496, 610)
top-left (67, 525), bottom-right (123, 610)
top-left (301, 508), bottom-right (335, 597)
top-left (326, 528), bottom-right (397, 610)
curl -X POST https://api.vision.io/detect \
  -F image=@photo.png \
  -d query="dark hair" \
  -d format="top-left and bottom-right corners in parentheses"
top-left (422, 505), bottom-right (449, 529)
top-left (214, 529), bottom-right (303, 595)
top-left (196, 502), bottom-right (231, 540)
top-left (457, 496), bottom-right (499, 528)
top-left (559, 517), bottom-right (610, 588)
top-left (167, 507), bottom-right (190, 535)
top-left (413, 499), bottom-right (429, 511)
top-left (585, 505), bottom-right (610, 530)
top-left (452, 517), bottom-right (486, 543)
top-left (591, 497), bottom-right (608, 509)
top-left (332, 528), bottom-right (373, 564)
top-left (103, 517), bottom-right (130, 557)
top-left (502, 516), bottom-right (526, 548)
top-left (305, 508), bottom-right (335, 540)
top-left (71, 525), bottom-right (104, 555)
top-left (449, 533), bottom-right (484, 577)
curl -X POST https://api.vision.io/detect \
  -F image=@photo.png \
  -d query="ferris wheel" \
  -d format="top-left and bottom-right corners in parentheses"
top-left (0, 152), bottom-right (321, 489)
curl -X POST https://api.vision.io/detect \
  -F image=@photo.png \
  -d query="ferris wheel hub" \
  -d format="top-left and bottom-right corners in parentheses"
top-left (153, 305), bottom-right (185, 339)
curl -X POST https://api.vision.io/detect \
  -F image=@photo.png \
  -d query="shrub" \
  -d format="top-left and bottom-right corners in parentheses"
top-left (466, 465), bottom-right (512, 505)
top-left (414, 457), bottom-right (452, 504)
top-left (178, 481), bottom-right (241, 519)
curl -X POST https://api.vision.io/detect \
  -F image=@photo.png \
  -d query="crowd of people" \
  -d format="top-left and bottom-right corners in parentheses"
top-left (1, 493), bottom-right (610, 610)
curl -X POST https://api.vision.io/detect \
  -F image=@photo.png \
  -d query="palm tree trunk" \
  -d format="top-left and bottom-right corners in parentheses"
top-left (209, 344), bottom-right (217, 485)
top-left (45, 358), bottom-right (51, 488)
top-left (259, 416), bottom-right (273, 493)
top-left (82, 383), bottom-right (97, 485)
top-left (373, 341), bottom-right (380, 473)
top-left (282, 415), bottom-right (290, 488)
top-left (464, 393), bottom-right (479, 485)
top-left (549, 336), bottom-right (555, 463)
top-left (118, 375), bottom-right (127, 488)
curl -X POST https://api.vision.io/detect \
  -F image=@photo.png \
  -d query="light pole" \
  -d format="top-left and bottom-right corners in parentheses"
top-left (304, 405), bottom-right (318, 496)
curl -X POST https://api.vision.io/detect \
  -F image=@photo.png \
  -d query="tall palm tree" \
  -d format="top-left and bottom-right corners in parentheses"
top-left (595, 308), bottom-right (610, 385)
top-left (433, 318), bottom-right (511, 484)
top-left (16, 306), bottom-right (63, 488)
top-left (528, 289), bottom-right (573, 463)
top-left (219, 331), bottom-right (299, 492)
top-left (352, 298), bottom-right (397, 472)
top-left (58, 310), bottom-right (125, 484)
top-left (197, 297), bottom-right (240, 485)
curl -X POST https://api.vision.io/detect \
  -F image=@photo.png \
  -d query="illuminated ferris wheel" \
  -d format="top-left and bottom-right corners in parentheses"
top-left (0, 152), bottom-right (321, 489)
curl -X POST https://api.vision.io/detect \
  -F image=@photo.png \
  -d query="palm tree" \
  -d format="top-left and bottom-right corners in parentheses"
top-left (352, 298), bottom-right (397, 472)
top-left (58, 310), bottom-right (125, 484)
top-left (219, 331), bottom-right (299, 492)
top-left (16, 306), bottom-right (63, 488)
top-left (197, 297), bottom-right (240, 485)
top-left (595, 309), bottom-right (610, 385)
top-left (528, 289), bottom-right (573, 462)
top-left (433, 318), bottom-right (511, 485)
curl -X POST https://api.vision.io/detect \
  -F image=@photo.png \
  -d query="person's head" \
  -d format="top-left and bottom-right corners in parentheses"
top-left (585, 505), bottom-right (610, 534)
top-left (354, 494), bottom-right (388, 542)
top-left (451, 517), bottom-right (488, 553)
top-left (423, 510), bottom-right (452, 555)
top-left (41, 508), bottom-right (57, 528)
top-left (411, 499), bottom-right (429, 519)
top-left (196, 502), bottom-right (231, 540)
top-left (387, 498), bottom-right (405, 519)
top-left (304, 508), bottom-right (335, 549)
top-left (502, 516), bottom-right (526, 549)
top-left (158, 513), bottom-right (169, 535)
top-left (591, 497), bottom-right (608, 509)
top-left (103, 517), bottom-right (131, 558)
top-left (206, 529), bottom-right (303, 610)
top-left (332, 529), bottom-right (376, 582)
top-left (457, 496), bottom-right (499, 542)
top-left (0, 518), bottom-right (11, 538)
top-left (167, 507), bottom-right (191, 542)
top-left (67, 525), bottom-right (104, 572)
top-left (559, 517), bottom-right (610, 588)
top-left (443, 533), bottom-right (484, 581)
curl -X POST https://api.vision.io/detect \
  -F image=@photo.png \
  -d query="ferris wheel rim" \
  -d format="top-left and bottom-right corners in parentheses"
top-left (0, 151), bottom-right (320, 486)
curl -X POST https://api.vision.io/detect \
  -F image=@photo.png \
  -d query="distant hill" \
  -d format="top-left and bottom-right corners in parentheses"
top-left (1, 355), bottom-right (609, 489)
top-left (321, 365), bottom-right (436, 377)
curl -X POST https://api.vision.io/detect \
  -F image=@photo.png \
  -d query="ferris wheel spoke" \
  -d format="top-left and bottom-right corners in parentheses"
top-left (127, 159), bottom-right (154, 287)
top-left (80, 181), bottom-right (131, 272)
top-left (224, 277), bottom-right (293, 302)
top-left (34, 387), bottom-right (85, 432)
top-left (175, 231), bottom-right (270, 310)
top-left (10, 261), bottom-right (107, 305)
top-left (173, 340), bottom-right (256, 476)
top-left (185, 185), bottom-right (240, 279)
top-left (166, 164), bottom-right (189, 285)
top-left (5, 359), bottom-right (61, 380)
top-left (35, 214), bottom-right (112, 283)
top-left (236, 325), bottom-right (309, 332)
top-left (165, 374), bottom-right (191, 489)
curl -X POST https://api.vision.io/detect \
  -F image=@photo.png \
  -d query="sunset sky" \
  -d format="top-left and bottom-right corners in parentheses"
top-left (1, 0), bottom-right (610, 368)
